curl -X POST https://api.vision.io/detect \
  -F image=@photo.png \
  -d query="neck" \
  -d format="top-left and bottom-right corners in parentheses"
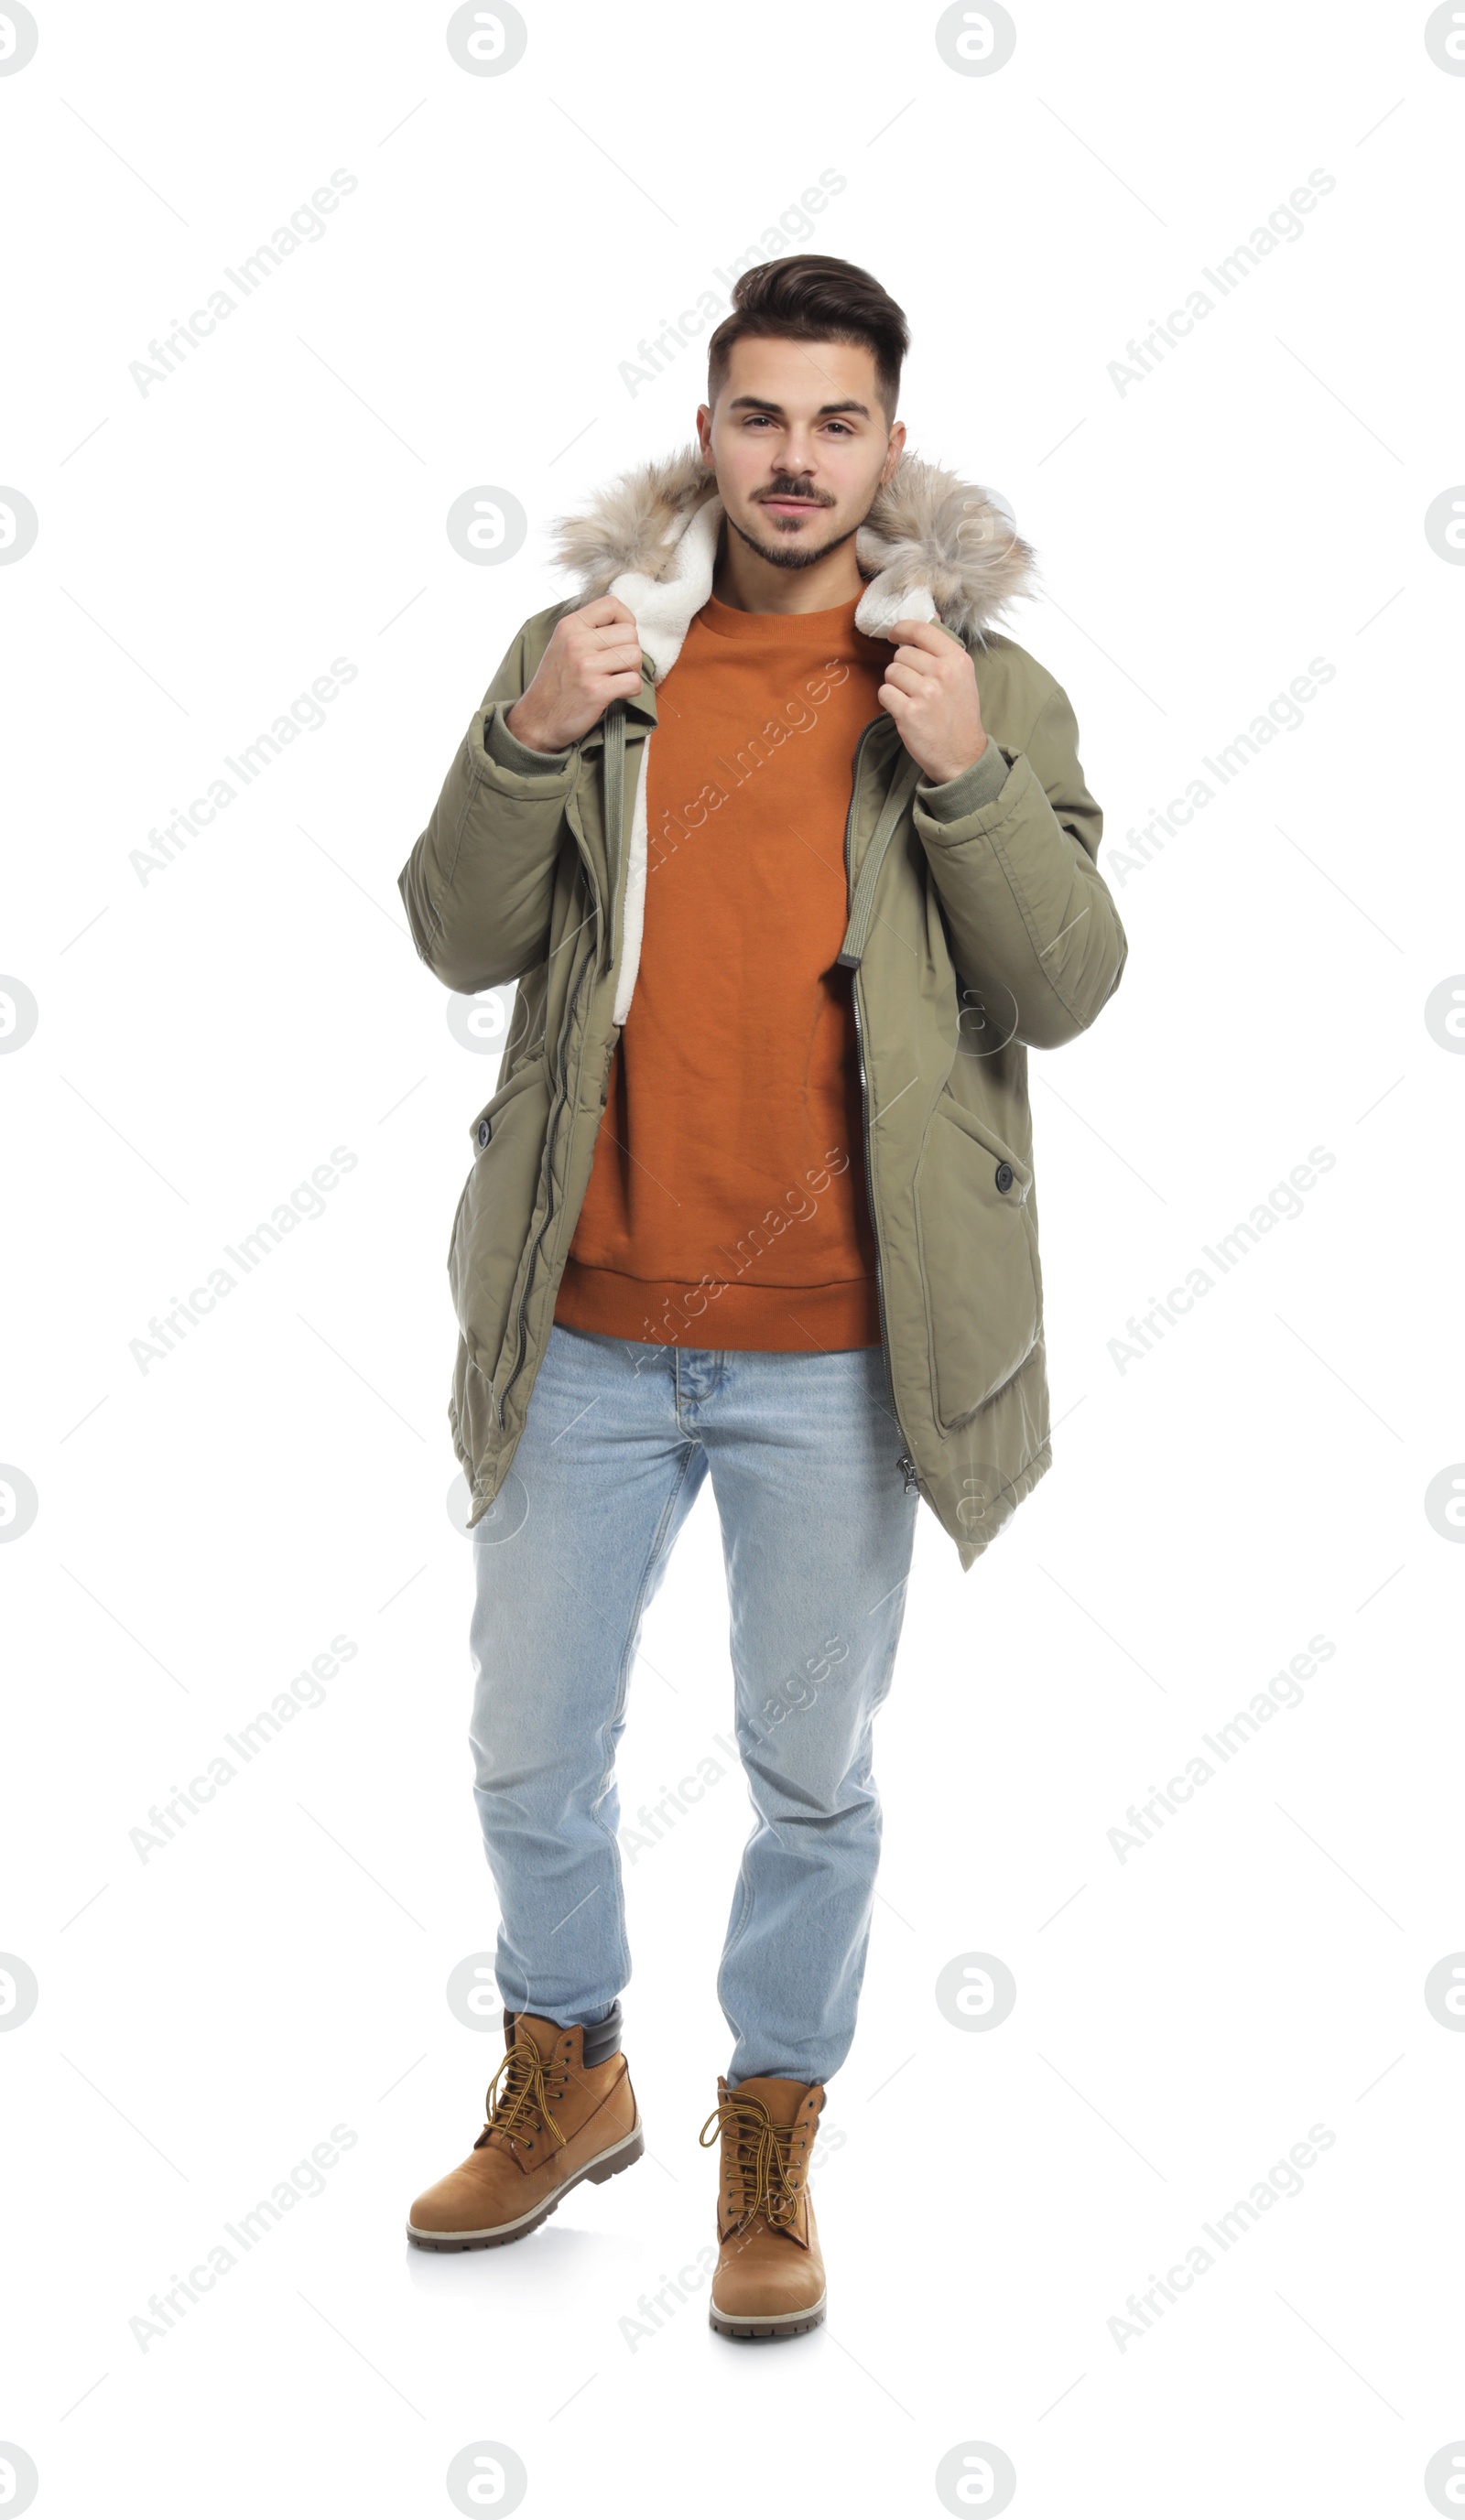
top-left (709, 515), bottom-right (865, 616)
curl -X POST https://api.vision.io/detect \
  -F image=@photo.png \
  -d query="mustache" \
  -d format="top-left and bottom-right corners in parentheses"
top-left (757, 483), bottom-right (832, 506)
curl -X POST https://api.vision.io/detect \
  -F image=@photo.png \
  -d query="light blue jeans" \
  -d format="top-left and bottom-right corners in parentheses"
top-left (467, 1318), bottom-right (919, 2086)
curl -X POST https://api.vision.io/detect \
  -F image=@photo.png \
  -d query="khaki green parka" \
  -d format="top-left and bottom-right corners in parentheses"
top-left (398, 446), bottom-right (1127, 1570)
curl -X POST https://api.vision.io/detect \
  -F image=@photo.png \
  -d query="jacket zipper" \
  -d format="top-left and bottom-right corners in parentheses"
top-left (495, 945), bottom-right (592, 1422)
top-left (496, 705), bottom-right (627, 1421)
top-left (841, 719), bottom-right (923, 1503)
top-left (494, 795), bottom-right (608, 1424)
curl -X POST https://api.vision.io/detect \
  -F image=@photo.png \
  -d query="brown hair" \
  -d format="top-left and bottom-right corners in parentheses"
top-left (706, 255), bottom-right (910, 425)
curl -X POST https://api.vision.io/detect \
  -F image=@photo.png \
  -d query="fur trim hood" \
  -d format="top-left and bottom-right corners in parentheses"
top-left (550, 442), bottom-right (1036, 681)
top-left (547, 443), bottom-right (1037, 1031)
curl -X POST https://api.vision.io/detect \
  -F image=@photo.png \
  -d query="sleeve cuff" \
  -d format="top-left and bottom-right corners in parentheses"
top-left (917, 736), bottom-right (1012, 821)
top-left (483, 704), bottom-right (574, 776)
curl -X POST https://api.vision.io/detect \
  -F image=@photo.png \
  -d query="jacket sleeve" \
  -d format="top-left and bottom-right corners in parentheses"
top-left (396, 623), bottom-right (579, 995)
top-left (911, 679), bottom-right (1127, 1050)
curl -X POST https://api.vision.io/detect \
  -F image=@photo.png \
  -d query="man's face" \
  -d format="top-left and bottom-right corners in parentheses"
top-left (696, 334), bottom-right (904, 573)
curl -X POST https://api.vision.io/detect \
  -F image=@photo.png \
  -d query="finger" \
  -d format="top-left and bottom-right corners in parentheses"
top-left (881, 662), bottom-right (928, 697)
top-left (884, 617), bottom-right (945, 651)
top-left (586, 627), bottom-right (644, 661)
top-left (579, 594), bottom-right (639, 629)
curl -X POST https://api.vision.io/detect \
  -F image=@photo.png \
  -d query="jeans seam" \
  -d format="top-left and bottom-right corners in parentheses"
top-left (720, 1589), bottom-right (907, 2071)
top-left (719, 1819), bottom-right (757, 1981)
top-left (596, 1440), bottom-right (699, 1988)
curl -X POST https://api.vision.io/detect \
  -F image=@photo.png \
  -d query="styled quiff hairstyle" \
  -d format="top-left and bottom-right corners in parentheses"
top-left (706, 255), bottom-right (910, 425)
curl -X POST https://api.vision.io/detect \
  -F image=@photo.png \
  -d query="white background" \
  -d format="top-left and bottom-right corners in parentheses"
top-left (3, 2), bottom-right (1462, 2514)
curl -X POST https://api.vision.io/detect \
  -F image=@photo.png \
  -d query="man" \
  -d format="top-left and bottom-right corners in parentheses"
top-left (396, 255), bottom-right (1126, 2338)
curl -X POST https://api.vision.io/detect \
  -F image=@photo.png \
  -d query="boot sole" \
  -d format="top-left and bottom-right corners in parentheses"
top-left (709, 2289), bottom-right (827, 2342)
top-left (406, 2115), bottom-right (645, 2251)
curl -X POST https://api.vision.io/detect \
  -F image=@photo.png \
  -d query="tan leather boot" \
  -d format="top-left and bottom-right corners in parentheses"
top-left (699, 2073), bottom-right (827, 2339)
top-left (407, 2011), bottom-right (642, 2250)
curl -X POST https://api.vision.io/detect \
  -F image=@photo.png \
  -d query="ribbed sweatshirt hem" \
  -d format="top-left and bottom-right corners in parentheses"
top-left (553, 1258), bottom-right (882, 1353)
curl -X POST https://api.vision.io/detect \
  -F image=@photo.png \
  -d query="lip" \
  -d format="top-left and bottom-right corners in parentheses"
top-left (760, 498), bottom-right (824, 514)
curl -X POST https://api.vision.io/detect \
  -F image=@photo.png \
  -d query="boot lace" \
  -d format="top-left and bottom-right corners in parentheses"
top-left (698, 2092), bottom-right (803, 2235)
top-left (473, 2040), bottom-right (566, 2154)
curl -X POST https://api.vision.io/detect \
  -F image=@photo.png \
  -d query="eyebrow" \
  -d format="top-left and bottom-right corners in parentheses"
top-left (725, 395), bottom-right (873, 419)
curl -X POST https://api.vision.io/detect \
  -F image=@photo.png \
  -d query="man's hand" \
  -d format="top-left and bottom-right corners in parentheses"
top-left (877, 617), bottom-right (988, 787)
top-left (504, 595), bottom-right (645, 753)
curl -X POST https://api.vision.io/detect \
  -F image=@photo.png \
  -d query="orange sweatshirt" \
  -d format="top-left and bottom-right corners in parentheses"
top-left (553, 590), bottom-right (893, 1351)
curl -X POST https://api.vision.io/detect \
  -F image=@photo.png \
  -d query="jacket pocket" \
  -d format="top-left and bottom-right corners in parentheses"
top-left (448, 1055), bottom-right (553, 1377)
top-left (914, 1089), bottom-right (1041, 1431)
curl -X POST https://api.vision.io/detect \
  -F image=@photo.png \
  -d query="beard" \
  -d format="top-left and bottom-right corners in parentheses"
top-left (724, 503), bottom-right (859, 575)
